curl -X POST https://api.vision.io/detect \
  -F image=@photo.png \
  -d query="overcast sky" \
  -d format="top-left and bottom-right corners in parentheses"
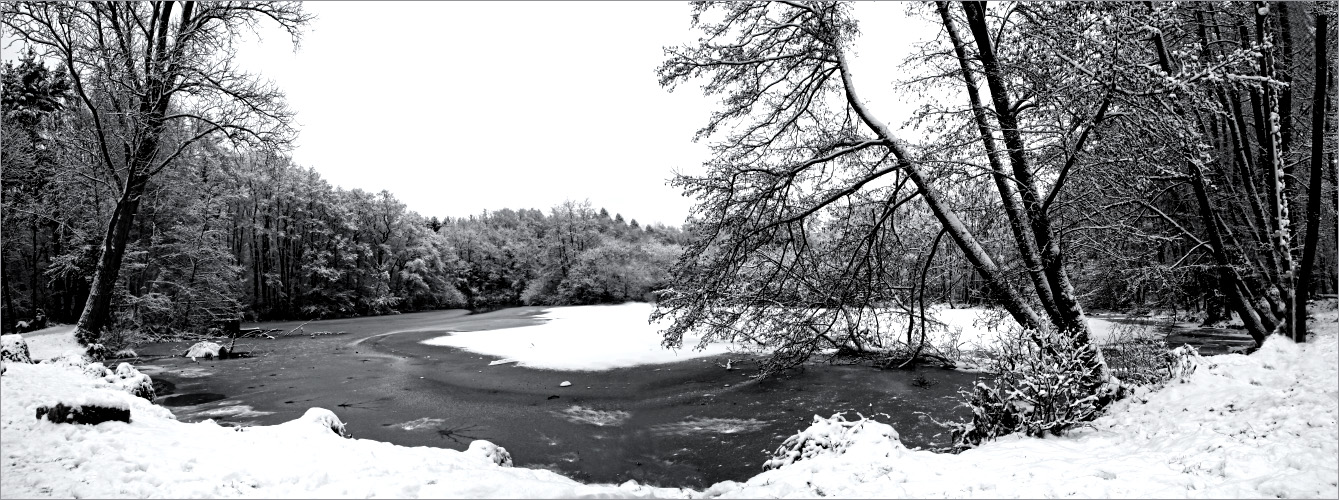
top-left (232, 2), bottom-right (934, 226)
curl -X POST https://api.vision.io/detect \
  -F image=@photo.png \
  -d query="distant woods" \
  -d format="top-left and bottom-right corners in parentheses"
top-left (1, 50), bottom-right (686, 334)
top-left (1, 72), bottom-right (687, 331)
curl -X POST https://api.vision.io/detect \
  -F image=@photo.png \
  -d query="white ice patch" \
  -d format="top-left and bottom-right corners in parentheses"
top-left (421, 303), bottom-right (736, 371)
top-left (189, 403), bottom-right (272, 419)
top-left (555, 406), bottom-right (630, 427)
top-left (395, 417), bottom-right (447, 431)
top-left (650, 417), bottom-right (768, 436)
top-left (166, 367), bottom-right (215, 379)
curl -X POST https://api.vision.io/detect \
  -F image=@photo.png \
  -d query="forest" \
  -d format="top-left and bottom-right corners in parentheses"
top-left (1, 1), bottom-right (1336, 361)
top-left (2, 43), bottom-right (687, 335)
top-left (0, 3), bottom-right (1336, 490)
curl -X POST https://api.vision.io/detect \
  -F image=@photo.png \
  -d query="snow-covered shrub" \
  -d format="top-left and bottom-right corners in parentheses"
top-left (1100, 321), bottom-right (1180, 386)
top-left (467, 440), bottom-right (514, 467)
top-left (184, 341), bottom-right (227, 361)
top-left (82, 361), bottom-right (109, 379)
top-left (948, 329), bottom-right (1120, 450)
top-left (101, 363), bottom-right (155, 401)
top-left (39, 352), bottom-right (157, 401)
top-left (1164, 344), bottom-right (1201, 382)
top-left (2, 334), bottom-right (33, 363)
top-left (110, 348), bottom-right (138, 360)
top-left (763, 413), bottom-right (902, 470)
top-left (85, 343), bottom-right (108, 361)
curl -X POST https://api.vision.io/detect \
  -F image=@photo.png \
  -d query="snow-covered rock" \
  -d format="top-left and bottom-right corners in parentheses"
top-left (184, 341), bottom-right (228, 361)
top-left (1, 334), bottom-right (32, 364)
top-left (559, 381), bottom-right (572, 387)
top-left (467, 440), bottom-right (514, 467)
top-left (36, 402), bottom-right (130, 425)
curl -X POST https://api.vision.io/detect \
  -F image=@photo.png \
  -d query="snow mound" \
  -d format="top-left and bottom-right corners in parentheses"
top-left (762, 413), bottom-right (902, 470)
top-left (184, 341), bottom-right (227, 361)
top-left (1, 334), bottom-right (33, 364)
top-left (467, 440), bottom-right (514, 467)
top-left (264, 407), bottom-right (350, 438)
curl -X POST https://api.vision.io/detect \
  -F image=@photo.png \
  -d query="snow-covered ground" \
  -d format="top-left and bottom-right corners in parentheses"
top-left (2, 308), bottom-right (1335, 498)
top-left (421, 303), bottom-right (738, 370)
top-left (17, 324), bottom-right (81, 361)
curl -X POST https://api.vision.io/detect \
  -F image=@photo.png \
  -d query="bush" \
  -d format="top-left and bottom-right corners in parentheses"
top-left (946, 329), bottom-right (1118, 450)
top-left (2, 334), bottom-right (33, 363)
top-left (946, 325), bottom-right (1203, 451)
top-left (1100, 321), bottom-right (1201, 386)
top-left (763, 413), bottom-right (901, 470)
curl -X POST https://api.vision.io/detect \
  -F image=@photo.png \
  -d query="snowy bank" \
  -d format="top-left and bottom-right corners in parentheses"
top-left (0, 354), bottom-right (693, 498)
top-left (3, 315), bottom-right (1334, 498)
top-left (15, 324), bottom-right (81, 361)
top-left (702, 332), bottom-right (1338, 498)
top-left (422, 303), bottom-right (737, 370)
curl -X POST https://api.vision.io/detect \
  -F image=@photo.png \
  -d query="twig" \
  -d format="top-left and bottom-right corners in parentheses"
top-left (283, 320), bottom-right (314, 336)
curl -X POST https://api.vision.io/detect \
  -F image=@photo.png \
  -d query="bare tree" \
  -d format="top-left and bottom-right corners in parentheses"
top-left (653, 1), bottom-right (1117, 399)
top-left (1296, 9), bottom-right (1332, 340)
top-left (2, 1), bottom-right (310, 347)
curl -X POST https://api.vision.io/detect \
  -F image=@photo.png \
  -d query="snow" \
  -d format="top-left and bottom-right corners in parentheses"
top-left (185, 341), bottom-right (225, 361)
top-left (17, 325), bottom-right (80, 361)
top-left (703, 331), bottom-right (1338, 498)
top-left (2, 334), bottom-right (33, 363)
top-left (421, 303), bottom-right (737, 371)
top-left (4, 307), bottom-right (1334, 498)
top-left (1, 357), bottom-right (696, 498)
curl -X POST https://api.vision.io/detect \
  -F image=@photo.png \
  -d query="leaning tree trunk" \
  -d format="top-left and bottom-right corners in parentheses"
top-left (74, 173), bottom-right (150, 345)
top-left (935, 2), bottom-right (1059, 324)
top-left (960, 1), bottom-right (1093, 341)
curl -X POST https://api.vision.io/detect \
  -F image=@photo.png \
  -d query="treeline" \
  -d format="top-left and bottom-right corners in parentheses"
top-left (1, 51), bottom-right (686, 334)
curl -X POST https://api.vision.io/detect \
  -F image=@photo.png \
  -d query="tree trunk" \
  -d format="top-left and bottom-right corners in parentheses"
top-left (74, 174), bottom-right (148, 345)
top-left (1295, 12), bottom-right (1330, 342)
top-left (936, 1), bottom-right (1059, 323)
top-left (2, 262), bottom-right (16, 332)
top-left (1254, 2), bottom-right (1296, 340)
top-left (960, 1), bottom-right (1093, 341)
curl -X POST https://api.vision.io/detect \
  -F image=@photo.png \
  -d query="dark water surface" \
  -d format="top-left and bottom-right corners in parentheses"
top-left (134, 307), bottom-right (977, 488)
top-left (1091, 313), bottom-right (1257, 355)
